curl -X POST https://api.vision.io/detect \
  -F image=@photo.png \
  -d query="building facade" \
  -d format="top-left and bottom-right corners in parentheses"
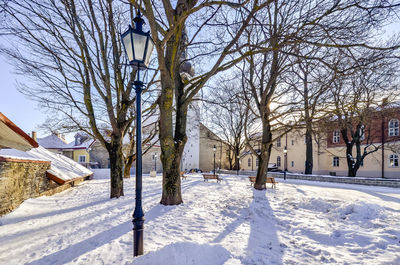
top-left (239, 111), bottom-right (400, 178)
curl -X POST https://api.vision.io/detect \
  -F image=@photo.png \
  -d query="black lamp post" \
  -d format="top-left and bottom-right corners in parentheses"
top-left (154, 153), bottom-right (157, 173)
top-left (121, 10), bottom-right (154, 257)
top-left (283, 147), bottom-right (288, 180)
top-left (213, 145), bottom-right (216, 176)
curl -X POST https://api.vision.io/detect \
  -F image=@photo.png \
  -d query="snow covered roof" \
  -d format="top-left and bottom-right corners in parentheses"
top-left (38, 133), bottom-right (95, 150)
top-left (37, 134), bottom-right (68, 149)
top-left (0, 146), bottom-right (92, 184)
top-left (64, 138), bottom-right (95, 150)
top-left (0, 112), bottom-right (38, 151)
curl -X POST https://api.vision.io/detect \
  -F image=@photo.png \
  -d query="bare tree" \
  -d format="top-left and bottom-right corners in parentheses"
top-left (286, 47), bottom-right (334, 174)
top-left (203, 75), bottom-right (250, 170)
top-left (241, 0), bottom-right (400, 189)
top-left (327, 48), bottom-right (399, 177)
top-left (0, 1), bottom-right (158, 198)
top-left (131, 0), bottom-right (273, 204)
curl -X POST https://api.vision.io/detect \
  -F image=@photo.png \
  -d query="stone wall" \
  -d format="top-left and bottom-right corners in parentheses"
top-left (0, 158), bottom-right (51, 215)
top-left (268, 172), bottom-right (400, 188)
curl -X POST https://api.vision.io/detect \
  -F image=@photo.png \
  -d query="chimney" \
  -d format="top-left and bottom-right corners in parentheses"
top-left (32, 131), bottom-right (37, 141)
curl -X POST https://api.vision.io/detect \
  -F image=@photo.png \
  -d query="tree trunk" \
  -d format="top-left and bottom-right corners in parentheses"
top-left (342, 128), bottom-right (359, 177)
top-left (123, 137), bottom-right (135, 178)
top-left (303, 75), bottom-right (313, 174)
top-left (347, 166), bottom-right (357, 177)
top-left (159, 71), bottom-right (186, 205)
top-left (109, 139), bottom-right (124, 198)
top-left (124, 155), bottom-right (134, 178)
top-left (254, 120), bottom-right (273, 190)
top-left (160, 153), bottom-right (183, 205)
top-left (305, 126), bottom-right (313, 174)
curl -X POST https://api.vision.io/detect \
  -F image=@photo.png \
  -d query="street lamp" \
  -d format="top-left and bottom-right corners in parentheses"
top-left (283, 146), bottom-right (288, 180)
top-left (154, 153), bottom-right (157, 173)
top-left (213, 145), bottom-right (216, 176)
top-left (121, 10), bottom-right (154, 257)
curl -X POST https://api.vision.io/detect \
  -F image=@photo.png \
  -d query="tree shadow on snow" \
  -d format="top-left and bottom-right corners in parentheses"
top-left (244, 189), bottom-right (283, 265)
top-left (212, 188), bottom-right (283, 264)
top-left (25, 203), bottom-right (176, 265)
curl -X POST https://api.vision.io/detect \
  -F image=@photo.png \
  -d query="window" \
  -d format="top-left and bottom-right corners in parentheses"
top-left (333, 130), bottom-right (340, 143)
top-left (291, 139), bottom-right (294, 146)
top-left (389, 119), bottom-right (399, 136)
top-left (277, 156), bottom-right (281, 167)
top-left (79, 155), bottom-right (86, 163)
top-left (389, 154), bottom-right (399, 167)
top-left (256, 158), bottom-right (259, 167)
top-left (277, 137), bottom-right (281, 147)
top-left (333, 156), bottom-right (339, 167)
top-left (291, 161), bottom-right (294, 167)
top-left (248, 158), bottom-right (251, 167)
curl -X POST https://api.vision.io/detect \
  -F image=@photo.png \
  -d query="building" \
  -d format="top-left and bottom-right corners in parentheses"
top-left (37, 132), bottom-right (96, 167)
top-left (239, 110), bottom-right (400, 178)
top-left (324, 110), bottom-right (400, 178)
top-left (0, 112), bottom-right (92, 215)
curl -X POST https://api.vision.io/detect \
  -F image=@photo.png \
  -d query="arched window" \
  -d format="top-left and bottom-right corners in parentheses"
top-left (248, 158), bottom-right (251, 167)
top-left (277, 156), bottom-right (281, 167)
top-left (333, 130), bottom-right (340, 143)
top-left (389, 154), bottom-right (399, 167)
top-left (389, 119), bottom-right (399, 137)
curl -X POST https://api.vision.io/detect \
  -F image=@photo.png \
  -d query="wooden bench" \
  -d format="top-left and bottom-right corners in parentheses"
top-left (180, 171), bottom-right (187, 180)
top-left (203, 173), bottom-right (222, 183)
top-left (249, 176), bottom-right (278, 189)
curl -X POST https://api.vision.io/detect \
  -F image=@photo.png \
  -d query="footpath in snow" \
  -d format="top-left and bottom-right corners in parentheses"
top-left (0, 170), bottom-right (399, 265)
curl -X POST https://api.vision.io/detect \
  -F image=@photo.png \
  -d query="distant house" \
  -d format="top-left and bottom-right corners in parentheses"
top-left (38, 132), bottom-right (96, 168)
top-left (0, 112), bottom-right (92, 216)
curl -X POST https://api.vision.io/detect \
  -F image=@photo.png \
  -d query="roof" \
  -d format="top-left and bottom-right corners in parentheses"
top-left (64, 138), bottom-right (96, 150)
top-left (0, 146), bottom-right (93, 184)
top-left (37, 133), bottom-right (95, 150)
top-left (0, 112), bottom-right (38, 151)
top-left (37, 134), bottom-right (68, 149)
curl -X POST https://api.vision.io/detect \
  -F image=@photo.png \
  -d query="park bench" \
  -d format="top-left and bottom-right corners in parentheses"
top-left (180, 171), bottom-right (187, 180)
top-left (203, 173), bottom-right (222, 183)
top-left (248, 176), bottom-right (278, 189)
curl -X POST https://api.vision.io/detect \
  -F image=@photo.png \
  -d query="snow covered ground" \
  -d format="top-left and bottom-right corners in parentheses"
top-left (1, 171), bottom-right (399, 265)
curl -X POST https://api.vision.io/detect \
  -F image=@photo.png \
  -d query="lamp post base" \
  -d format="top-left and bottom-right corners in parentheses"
top-left (133, 217), bottom-right (144, 256)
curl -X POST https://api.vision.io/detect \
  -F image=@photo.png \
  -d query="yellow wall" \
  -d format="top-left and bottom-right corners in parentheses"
top-left (241, 129), bottom-right (326, 174)
top-left (323, 144), bottom-right (400, 178)
top-left (240, 128), bottom-right (400, 178)
top-left (72, 149), bottom-right (90, 163)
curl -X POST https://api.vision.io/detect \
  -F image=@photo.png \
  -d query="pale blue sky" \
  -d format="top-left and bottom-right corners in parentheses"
top-left (0, 21), bottom-right (399, 141)
top-left (0, 56), bottom-right (47, 137)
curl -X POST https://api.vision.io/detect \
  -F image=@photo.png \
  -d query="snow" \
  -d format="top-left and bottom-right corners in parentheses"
top-left (0, 172), bottom-right (399, 265)
top-left (0, 146), bottom-right (92, 182)
top-left (64, 139), bottom-right (95, 149)
top-left (37, 134), bottom-right (68, 149)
